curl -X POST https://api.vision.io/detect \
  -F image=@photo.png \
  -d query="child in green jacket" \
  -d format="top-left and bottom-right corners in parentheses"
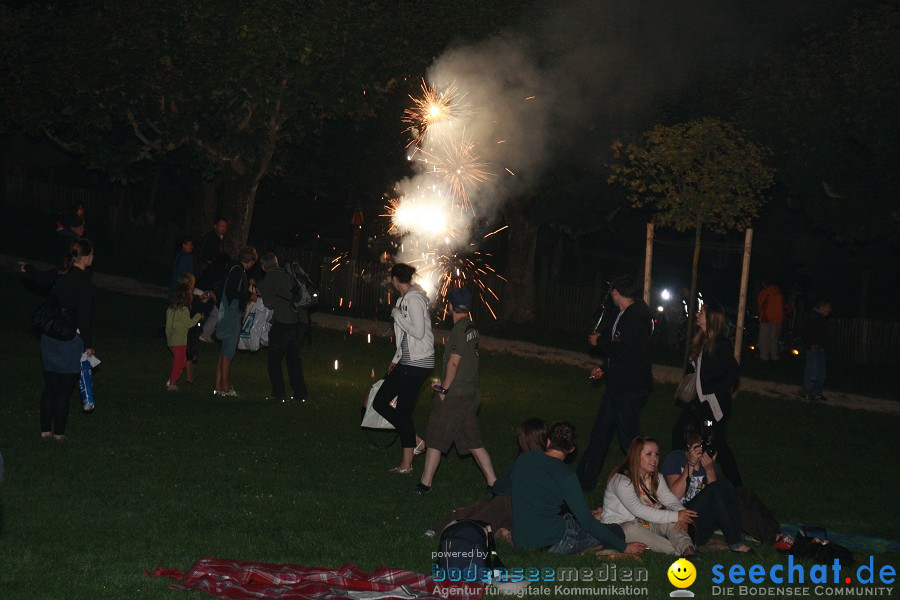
top-left (166, 273), bottom-right (202, 391)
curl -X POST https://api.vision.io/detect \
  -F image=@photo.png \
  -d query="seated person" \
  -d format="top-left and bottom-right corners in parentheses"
top-left (661, 422), bottom-right (751, 552)
top-left (601, 436), bottom-right (700, 560)
top-left (493, 422), bottom-right (646, 556)
top-left (426, 418), bottom-right (549, 540)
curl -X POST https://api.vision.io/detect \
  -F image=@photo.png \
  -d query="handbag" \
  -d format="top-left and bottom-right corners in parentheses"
top-left (360, 379), bottom-right (396, 430)
top-left (31, 296), bottom-right (77, 341)
top-left (674, 371), bottom-right (697, 404)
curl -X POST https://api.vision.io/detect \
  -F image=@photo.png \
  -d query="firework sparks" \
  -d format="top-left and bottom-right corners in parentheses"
top-left (417, 130), bottom-right (494, 212)
top-left (402, 80), bottom-right (471, 147)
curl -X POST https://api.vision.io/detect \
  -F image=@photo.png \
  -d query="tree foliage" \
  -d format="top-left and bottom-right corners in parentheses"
top-left (0, 0), bottom-right (511, 248)
top-left (608, 117), bottom-right (774, 364)
top-left (608, 118), bottom-right (774, 234)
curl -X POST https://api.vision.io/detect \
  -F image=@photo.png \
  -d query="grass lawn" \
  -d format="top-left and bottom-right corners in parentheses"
top-left (1, 272), bottom-right (898, 599)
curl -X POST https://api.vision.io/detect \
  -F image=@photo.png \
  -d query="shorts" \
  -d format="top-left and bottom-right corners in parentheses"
top-left (425, 392), bottom-right (483, 454)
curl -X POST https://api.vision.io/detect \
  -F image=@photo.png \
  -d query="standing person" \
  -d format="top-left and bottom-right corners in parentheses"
top-left (197, 217), bottom-right (228, 274)
top-left (671, 303), bottom-right (743, 487)
top-left (492, 422), bottom-right (646, 556)
top-left (25, 239), bottom-right (96, 440)
top-left (800, 299), bottom-right (832, 401)
top-left (214, 246), bottom-right (257, 397)
top-left (413, 288), bottom-right (496, 495)
top-left (756, 279), bottom-right (785, 361)
top-left (577, 275), bottom-right (653, 492)
top-left (167, 236), bottom-right (196, 302)
top-left (197, 253), bottom-right (229, 343)
top-left (258, 252), bottom-right (309, 403)
top-left (373, 263), bottom-right (435, 474)
top-left (601, 436), bottom-right (700, 560)
top-left (165, 273), bottom-right (203, 391)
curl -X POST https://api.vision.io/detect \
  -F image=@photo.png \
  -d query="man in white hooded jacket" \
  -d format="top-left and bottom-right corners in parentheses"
top-left (373, 263), bottom-right (435, 474)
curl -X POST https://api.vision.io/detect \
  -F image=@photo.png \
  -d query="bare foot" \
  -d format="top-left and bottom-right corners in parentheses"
top-left (496, 528), bottom-right (514, 545)
top-left (41, 431), bottom-right (52, 439)
top-left (731, 544), bottom-right (752, 552)
top-left (53, 434), bottom-right (66, 441)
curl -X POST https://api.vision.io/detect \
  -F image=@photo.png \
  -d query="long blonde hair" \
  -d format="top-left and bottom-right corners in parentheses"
top-left (170, 272), bottom-right (195, 311)
top-left (609, 436), bottom-right (660, 499)
top-left (691, 304), bottom-right (726, 360)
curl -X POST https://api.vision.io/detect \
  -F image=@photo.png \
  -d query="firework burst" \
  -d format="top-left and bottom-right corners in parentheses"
top-left (402, 80), bottom-right (471, 147)
top-left (417, 130), bottom-right (495, 212)
top-left (408, 246), bottom-right (507, 320)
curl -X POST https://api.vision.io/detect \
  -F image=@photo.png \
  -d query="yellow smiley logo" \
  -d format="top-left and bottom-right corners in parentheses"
top-left (667, 558), bottom-right (696, 588)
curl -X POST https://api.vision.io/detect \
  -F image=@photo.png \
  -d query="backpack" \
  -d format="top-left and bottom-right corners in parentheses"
top-left (737, 486), bottom-right (780, 545)
top-left (284, 262), bottom-right (319, 313)
top-left (435, 519), bottom-right (504, 579)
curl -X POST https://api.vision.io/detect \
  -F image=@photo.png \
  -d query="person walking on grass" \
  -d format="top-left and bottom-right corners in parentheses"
top-left (373, 263), bottom-right (435, 474)
top-left (214, 246), bottom-right (257, 397)
top-left (166, 273), bottom-right (203, 391)
top-left (258, 252), bottom-right (309, 403)
top-left (577, 275), bottom-right (653, 492)
top-left (413, 287), bottom-right (496, 495)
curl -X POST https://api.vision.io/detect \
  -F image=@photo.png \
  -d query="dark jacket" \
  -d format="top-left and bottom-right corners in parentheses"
top-left (220, 260), bottom-right (250, 311)
top-left (803, 310), bottom-right (828, 349)
top-left (696, 341), bottom-right (739, 414)
top-left (601, 301), bottom-right (653, 394)
top-left (197, 230), bottom-right (225, 266)
top-left (259, 268), bottom-right (303, 325)
top-left (53, 268), bottom-right (95, 348)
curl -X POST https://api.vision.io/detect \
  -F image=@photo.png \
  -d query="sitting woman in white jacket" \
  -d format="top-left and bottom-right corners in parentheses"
top-left (601, 436), bottom-right (701, 562)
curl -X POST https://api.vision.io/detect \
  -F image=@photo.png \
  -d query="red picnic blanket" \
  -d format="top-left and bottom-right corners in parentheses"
top-left (146, 558), bottom-right (485, 600)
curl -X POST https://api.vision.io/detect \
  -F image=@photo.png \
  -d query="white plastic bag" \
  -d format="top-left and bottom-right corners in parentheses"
top-left (360, 379), bottom-right (395, 430)
top-left (238, 298), bottom-right (271, 351)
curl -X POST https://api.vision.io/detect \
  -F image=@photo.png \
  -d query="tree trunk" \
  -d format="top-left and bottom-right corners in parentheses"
top-left (190, 176), bottom-right (221, 238)
top-left (683, 221), bottom-right (703, 371)
top-left (221, 170), bottom-right (259, 255)
top-left (500, 206), bottom-right (539, 324)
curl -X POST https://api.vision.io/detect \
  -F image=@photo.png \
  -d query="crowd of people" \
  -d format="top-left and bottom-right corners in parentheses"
top-left (20, 212), bottom-right (823, 562)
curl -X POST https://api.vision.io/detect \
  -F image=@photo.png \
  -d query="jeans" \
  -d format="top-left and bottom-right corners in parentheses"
top-left (803, 348), bottom-right (827, 396)
top-left (685, 479), bottom-right (744, 547)
top-left (548, 514), bottom-right (624, 554)
top-left (267, 321), bottom-right (308, 400)
top-left (577, 389), bottom-right (645, 491)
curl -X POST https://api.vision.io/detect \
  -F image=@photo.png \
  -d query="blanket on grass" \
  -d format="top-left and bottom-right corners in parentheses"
top-left (146, 558), bottom-right (484, 600)
top-left (781, 525), bottom-right (900, 554)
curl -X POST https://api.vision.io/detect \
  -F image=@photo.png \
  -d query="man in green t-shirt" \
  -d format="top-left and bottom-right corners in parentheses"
top-left (412, 288), bottom-right (496, 495)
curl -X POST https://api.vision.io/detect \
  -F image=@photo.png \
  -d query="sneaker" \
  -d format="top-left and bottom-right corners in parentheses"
top-left (83, 402), bottom-right (95, 413)
top-left (265, 396), bottom-right (285, 403)
top-left (814, 394), bottom-right (827, 401)
top-left (411, 483), bottom-right (432, 495)
top-left (798, 392), bottom-right (812, 401)
top-left (220, 388), bottom-right (238, 397)
top-left (198, 335), bottom-right (213, 343)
